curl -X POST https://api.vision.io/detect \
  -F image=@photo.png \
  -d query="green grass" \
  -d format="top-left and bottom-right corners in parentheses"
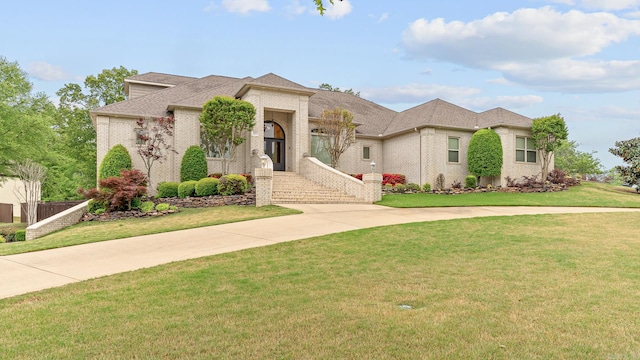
top-left (378, 181), bottom-right (640, 208)
top-left (0, 205), bottom-right (300, 256)
top-left (1, 212), bottom-right (640, 358)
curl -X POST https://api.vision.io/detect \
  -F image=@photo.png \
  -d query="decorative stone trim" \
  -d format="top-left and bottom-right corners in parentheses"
top-left (26, 201), bottom-right (90, 240)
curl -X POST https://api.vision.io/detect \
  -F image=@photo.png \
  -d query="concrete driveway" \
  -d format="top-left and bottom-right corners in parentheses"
top-left (1, 204), bottom-right (638, 300)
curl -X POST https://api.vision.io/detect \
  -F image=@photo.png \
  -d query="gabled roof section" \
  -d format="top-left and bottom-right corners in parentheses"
top-left (91, 74), bottom-right (241, 119)
top-left (478, 107), bottom-right (532, 129)
top-left (236, 73), bottom-right (316, 97)
top-left (384, 99), bottom-right (479, 136)
top-left (308, 90), bottom-right (397, 136)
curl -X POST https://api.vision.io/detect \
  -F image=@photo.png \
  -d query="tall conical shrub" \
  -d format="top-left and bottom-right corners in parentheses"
top-left (181, 145), bottom-right (208, 182)
top-left (99, 144), bottom-right (132, 180)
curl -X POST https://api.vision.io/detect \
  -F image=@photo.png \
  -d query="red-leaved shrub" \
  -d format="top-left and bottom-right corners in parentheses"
top-left (79, 169), bottom-right (148, 211)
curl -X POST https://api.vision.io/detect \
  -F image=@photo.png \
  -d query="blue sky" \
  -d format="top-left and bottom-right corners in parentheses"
top-left (2, 0), bottom-right (640, 169)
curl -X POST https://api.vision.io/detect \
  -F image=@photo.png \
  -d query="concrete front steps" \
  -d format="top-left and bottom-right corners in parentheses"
top-left (271, 172), bottom-right (366, 204)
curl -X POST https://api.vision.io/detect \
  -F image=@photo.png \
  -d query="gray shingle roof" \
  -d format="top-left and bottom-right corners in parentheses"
top-left (309, 90), bottom-right (397, 136)
top-left (92, 72), bottom-right (532, 135)
top-left (93, 74), bottom-right (242, 118)
top-left (478, 107), bottom-right (532, 129)
top-left (384, 99), bottom-right (480, 136)
top-left (125, 72), bottom-right (198, 86)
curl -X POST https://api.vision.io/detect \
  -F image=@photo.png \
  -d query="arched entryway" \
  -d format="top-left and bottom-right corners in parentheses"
top-left (264, 121), bottom-right (285, 171)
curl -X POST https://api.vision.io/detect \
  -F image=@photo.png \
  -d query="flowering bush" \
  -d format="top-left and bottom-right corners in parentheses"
top-left (382, 173), bottom-right (406, 185)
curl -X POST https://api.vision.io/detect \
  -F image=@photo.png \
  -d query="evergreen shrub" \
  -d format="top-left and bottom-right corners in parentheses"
top-left (178, 180), bottom-right (197, 198)
top-left (99, 144), bottom-right (132, 180)
top-left (465, 175), bottom-right (477, 188)
top-left (217, 174), bottom-right (248, 196)
top-left (181, 146), bottom-right (208, 182)
top-left (14, 230), bottom-right (26, 241)
top-left (196, 178), bottom-right (219, 196)
top-left (157, 182), bottom-right (179, 198)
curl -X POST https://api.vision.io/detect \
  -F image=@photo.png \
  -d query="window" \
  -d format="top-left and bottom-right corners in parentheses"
top-left (363, 146), bottom-right (371, 160)
top-left (516, 137), bottom-right (537, 163)
top-left (134, 128), bottom-right (147, 145)
top-left (310, 129), bottom-right (331, 165)
top-left (448, 137), bottom-right (459, 163)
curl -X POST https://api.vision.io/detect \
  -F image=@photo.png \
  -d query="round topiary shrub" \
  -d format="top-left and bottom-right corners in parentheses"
top-left (156, 182), bottom-right (179, 198)
top-left (99, 144), bottom-right (132, 180)
top-left (195, 177), bottom-right (219, 196)
top-left (465, 175), bottom-right (477, 188)
top-left (180, 145), bottom-right (208, 182)
top-left (217, 174), bottom-right (248, 196)
top-left (178, 180), bottom-right (198, 198)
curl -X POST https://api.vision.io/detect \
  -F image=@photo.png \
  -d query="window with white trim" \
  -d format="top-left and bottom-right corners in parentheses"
top-left (516, 136), bottom-right (536, 163)
top-left (448, 137), bottom-right (459, 163)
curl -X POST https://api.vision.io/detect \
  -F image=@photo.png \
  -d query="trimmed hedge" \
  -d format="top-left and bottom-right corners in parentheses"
top-left (181, 146), bottom-right (208, 182)
top-left (99, 144), bottom-right (132, 180)
top-left (196, 178), bottom-right (219, 196)
top-left (467, 128), bottom-right (503, 178)
top-left (178, 180), bottom-right (198, 198)
top-left (465, 175), bottom-right (477, 188)
top-left (217, 174), bottom-right (248, 196)
top-left (157, 182), bottom-right (179, 198)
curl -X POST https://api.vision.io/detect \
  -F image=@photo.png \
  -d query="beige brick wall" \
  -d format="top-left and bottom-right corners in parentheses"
top-left (299, 157), bottom-right (364, 199)
top-left (334, 137), bottom-right (384, 175)
top-left (496, 127), bottom-right (544, 186)
top-left (26, 201), bottom-right (89, 240)
top-left (383, 131), bottom-right (421, 184)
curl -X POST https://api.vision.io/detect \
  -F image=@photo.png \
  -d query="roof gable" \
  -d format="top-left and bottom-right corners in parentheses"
top-left (384, 99), bottom-right (479, 135)
top-left (478, 107), bottom-right (532, 129)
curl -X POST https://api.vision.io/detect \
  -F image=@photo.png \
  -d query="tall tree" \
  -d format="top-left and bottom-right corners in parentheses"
top-left (316, 107), bottom-right (356, 168)
top-left (199, 96), bottom-right (256, 175)
top-left (531, 114), bottom-right (568, 182)
top-left (467, 128), bottom-right (503, 185)
top-left (0, 57), bottom-right (54, 177)
top-left (54, 66), bottom-right (138, 193)
top-left (554, 140), bottom-right (603, 177)
top-left (319, 83), bottom-right (360, 97)
top-left (609, 137), bottom-right (640, 192)
top-left (135, 116), bottom-right (178, 191)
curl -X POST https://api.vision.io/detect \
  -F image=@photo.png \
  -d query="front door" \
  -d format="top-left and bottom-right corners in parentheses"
top-left (264, 121), bottom-right (285, 171)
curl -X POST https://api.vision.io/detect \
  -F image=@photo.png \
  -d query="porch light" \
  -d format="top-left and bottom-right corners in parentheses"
top-left (370, 161), bottom-right (376, 173)
top-left (261, 157), bottom-right (266, 168)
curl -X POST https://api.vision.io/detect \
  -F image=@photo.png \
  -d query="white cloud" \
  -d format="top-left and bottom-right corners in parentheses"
top-left (401, 7), bottom-right (640, 93)
top-left (579, 0), bottom-right (640, 10)
top-left (362, 83), bottom-right (481, 104)
top-left (28, 61), bottom-right (70, 81)
top-left (285, 0), bottom-right (306, 16)
top-left (325, 0), bottom-right (352, 20)
top-left (377, 13), bottom-right (389, 23)
top-left (220, 0), bottom-right (270, 14)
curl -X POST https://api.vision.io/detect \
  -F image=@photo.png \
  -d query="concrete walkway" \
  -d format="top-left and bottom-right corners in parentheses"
top-left (1, 205), bottom-right (638, 300)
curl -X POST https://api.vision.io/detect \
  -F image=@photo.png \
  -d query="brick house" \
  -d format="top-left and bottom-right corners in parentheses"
top-left (90, 72), bottom-right (542, 193)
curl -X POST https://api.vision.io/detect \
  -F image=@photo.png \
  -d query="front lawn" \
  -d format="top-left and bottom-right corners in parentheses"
top-left (377, 181), bottom-right (640, 208)
top-left (0, 205), bottom-right (300, 256)
top-left (1, 212), bottom-right (639, 358)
